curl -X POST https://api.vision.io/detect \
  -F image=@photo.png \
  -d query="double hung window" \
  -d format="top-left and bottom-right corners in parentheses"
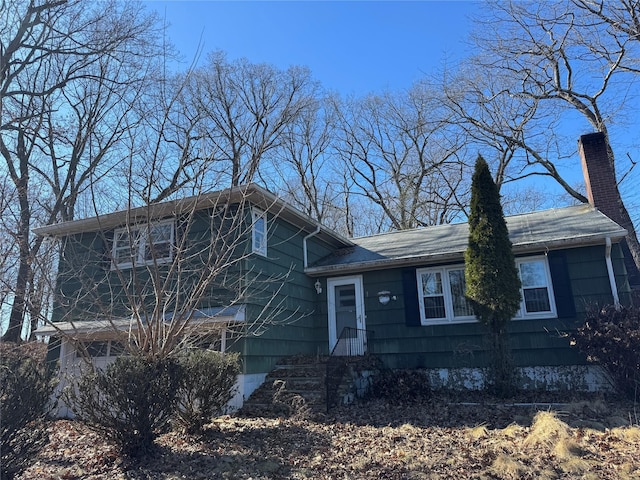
top-left (416, 256), bottom-right (556, 325)
top-left (515, 256), bottom-right (556, 318)
top-left (417, 267), bottom-right (475, 325)
top-left (112, 219), bottom-right (175, 269)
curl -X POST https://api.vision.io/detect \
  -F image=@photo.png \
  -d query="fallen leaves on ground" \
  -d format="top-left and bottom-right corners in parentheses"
top-left (20, 393), bottom-right (640, 479)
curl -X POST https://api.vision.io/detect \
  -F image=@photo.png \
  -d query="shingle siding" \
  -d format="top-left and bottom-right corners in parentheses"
top-left (345, 244), bottom-right (628, 370)
top-left (240, 208), bottom-right (336, 374)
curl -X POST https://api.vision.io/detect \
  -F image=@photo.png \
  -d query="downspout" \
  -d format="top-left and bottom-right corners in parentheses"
top-left (605, 237), bottom-right (621, 309)
top-left (303, 226), bottom-right (321, 269)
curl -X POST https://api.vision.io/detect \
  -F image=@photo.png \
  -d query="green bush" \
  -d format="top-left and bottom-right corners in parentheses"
top-left (1, 342), bottom-right (56, 480)
top-left (369, 369), bottom-right (431, 403)
top-left (572, 305), bottom-right (640, 399)
top-left (175, 350), bottom-right (240, 434)
top-left (69, 356), bottom-right (180, 457)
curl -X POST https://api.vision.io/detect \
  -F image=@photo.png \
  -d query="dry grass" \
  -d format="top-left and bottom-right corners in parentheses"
top-left (19, 394), bottom-right (640, 480)
top-left (489, 454), bottom-right (526, 479)
top-left (524, 411), bottom-right (571, 448)
top-left (612, 426), bottom-right (640, 443)
top-left (466, 424), bottom-right (489, 441)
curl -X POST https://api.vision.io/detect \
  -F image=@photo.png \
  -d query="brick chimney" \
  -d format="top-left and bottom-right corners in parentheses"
top-left (578, 132), bottom-right (619, 220)
top-left (578, 131), bottom-right (640, 291)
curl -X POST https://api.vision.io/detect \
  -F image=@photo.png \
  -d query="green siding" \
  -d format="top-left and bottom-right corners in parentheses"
top-left (240, 208), bottom-right (336, 374)
top-left (323, 244), bottom-right (630, 370)
top-left (51, 201), bottom-right (341, 375)
top-left (53, 210), bottom-right (244, 323)
top-left (568, 244), bottom-right (631, 310)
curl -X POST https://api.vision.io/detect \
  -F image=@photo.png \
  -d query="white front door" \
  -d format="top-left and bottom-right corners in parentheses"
top-left (327, 275), bottom-right (366, 356)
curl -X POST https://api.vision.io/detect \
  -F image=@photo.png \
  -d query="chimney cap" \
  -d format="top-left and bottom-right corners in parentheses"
top-left (579, 131), bottom-right (605, 145)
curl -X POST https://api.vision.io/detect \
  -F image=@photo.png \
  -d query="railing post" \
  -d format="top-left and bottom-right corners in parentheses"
top-left (326, 326), bottom-right (374, 411)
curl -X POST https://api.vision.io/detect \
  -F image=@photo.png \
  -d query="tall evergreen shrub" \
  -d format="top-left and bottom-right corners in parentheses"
top-left (464, 155), bottom-right (521, 397)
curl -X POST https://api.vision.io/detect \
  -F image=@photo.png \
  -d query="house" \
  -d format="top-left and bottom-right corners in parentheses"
top-left (36, 133), bottom-right (634, 415)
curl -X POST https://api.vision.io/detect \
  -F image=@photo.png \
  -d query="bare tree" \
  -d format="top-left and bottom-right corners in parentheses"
top-left (0, 178), bottom-right (18, 319)
top-left (468, 0), bottom-right (640, 271)
top-left (40, 185), bottom-right (297, 360)
top-left (437, 67), bottom-right (586, 207)
top-left (332, 86), bottom-right (469, 233)
top-left (120, 67), bottom-right (221, 206)
top-left (271, 94), bottom-right (347, 231)
top-left (0, 0), bottom-right (164, 341)
top-left (572, 0), bottom-right (640, 74)
top-left (184, 52), bottom-right (318, 188)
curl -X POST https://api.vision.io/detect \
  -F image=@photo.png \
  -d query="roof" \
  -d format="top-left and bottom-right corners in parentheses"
top-left (32, 184), bottom-right (352, 250)
top-left (35, 306), bottom-right (246, 339)
top-left (305, 205), bottom-right (627, 275)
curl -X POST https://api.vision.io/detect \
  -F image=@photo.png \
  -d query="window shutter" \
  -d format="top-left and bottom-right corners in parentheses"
top-left (402, 268), bottom-right (421, 326)
top-left (547, 250), bottom-right (576, 319)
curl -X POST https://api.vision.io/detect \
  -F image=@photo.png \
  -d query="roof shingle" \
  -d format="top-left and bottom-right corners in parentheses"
top-left (307, 205), bottom-right (626, 274)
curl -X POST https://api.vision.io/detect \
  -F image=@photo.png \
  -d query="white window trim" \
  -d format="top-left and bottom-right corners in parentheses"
top-left (416, 266), bottom-right (476, 326)
top-left (111, 219), bottom-right (175, 270)
top-left (415, 256), bottom-right (557, 325)
top-left (514, 256), bottom-right (557, 320)
top-left (251, 208), bottom-right (267, 256)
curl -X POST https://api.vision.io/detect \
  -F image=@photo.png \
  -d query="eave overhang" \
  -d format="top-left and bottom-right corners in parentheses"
top-left (32, 184), bottom-right (353, 250)
top-left (304, 207), bottom-right (628, 277)
top-left (35, 306), bottom-right (246, 340)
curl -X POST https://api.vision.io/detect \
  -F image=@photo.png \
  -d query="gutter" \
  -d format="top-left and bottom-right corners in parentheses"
top-left (33, 184), bottom-right (353, 250)
top-left (303, 226), bottom-right (321, 269)
top-left (605, 237), bottom-right (621, 309)
top-left (305, 251), bottom-right (464, 277)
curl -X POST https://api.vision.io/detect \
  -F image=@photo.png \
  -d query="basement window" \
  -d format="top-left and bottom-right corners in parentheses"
top-left (75, 340), bottom-right (128, 358)
top-left (189, 330), bottom-right (227, 352)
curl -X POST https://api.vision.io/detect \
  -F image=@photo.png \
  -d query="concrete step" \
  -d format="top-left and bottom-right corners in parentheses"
top-left (240, 356), bottom-right (330, 417)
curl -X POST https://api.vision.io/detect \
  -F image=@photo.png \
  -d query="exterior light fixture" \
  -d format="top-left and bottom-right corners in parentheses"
top-left (314, 280), bottom-right (322, 295)
top-left (377, 290), bottom-right (392, 305)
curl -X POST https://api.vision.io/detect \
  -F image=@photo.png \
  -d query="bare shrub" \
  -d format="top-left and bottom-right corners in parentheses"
top-left (571, 305), bottom-right (640, 400)
top-left (368, 369), bottom-right (431, 403)
top-left (69, 356), bottom-right (180, 458)
top-left (0, 342), bottom-right (56, 480)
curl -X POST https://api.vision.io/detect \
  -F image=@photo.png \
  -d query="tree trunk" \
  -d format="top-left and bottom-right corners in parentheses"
top-left (4, 220), bottom-right (31, 343)
top-left (486, 328), bottom-right (516, 398)
top-left (2, 141), bottom-right (31, 343)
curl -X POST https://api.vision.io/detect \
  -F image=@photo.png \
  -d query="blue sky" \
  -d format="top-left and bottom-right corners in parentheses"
top-left (145, 1), bottom-right (638, 218)
top-left (146, 1), bottom-right (479, 94)
top-left (144, 1), bottom-right (588, 202)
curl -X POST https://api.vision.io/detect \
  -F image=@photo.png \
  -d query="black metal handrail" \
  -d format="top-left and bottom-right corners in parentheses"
top-left (329, 326), bottom-right (370, 357)
top-left (326, 327), bottom-right (374, 411)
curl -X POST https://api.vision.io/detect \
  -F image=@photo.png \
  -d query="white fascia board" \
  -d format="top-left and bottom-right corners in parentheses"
top-left (36, 308), bottom-right (245, 339)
